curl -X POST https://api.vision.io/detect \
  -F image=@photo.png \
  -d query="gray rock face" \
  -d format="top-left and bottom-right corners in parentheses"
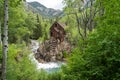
top-left (34, 38), bottom-right (72, 63)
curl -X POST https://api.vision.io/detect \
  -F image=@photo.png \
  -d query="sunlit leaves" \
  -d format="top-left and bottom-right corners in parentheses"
top-left (62, 0), bottom-right (120, 80)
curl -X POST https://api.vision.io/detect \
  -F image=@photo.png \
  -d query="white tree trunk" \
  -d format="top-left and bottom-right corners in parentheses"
top-left (2, 0), bottom-right (8, 80)
top-left (0, 21), bottom-right (2, 46)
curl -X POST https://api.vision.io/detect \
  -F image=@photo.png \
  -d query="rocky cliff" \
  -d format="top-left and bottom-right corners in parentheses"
top-left (34, 37), bottom-right (72, 63)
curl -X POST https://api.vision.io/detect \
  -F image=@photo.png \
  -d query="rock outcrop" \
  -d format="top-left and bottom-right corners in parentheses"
top-left (34, 37), bottom-right (72, 63)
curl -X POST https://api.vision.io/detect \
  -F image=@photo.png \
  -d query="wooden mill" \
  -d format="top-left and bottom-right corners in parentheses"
top-left (50, 22), bottom-right (66, 42)
top-left (50, 22), bottom-right (66, 52)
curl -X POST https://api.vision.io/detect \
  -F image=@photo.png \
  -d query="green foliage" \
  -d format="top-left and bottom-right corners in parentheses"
top-left (6, 44), bottom-right (64, 80)
top-left (0, 45), bottom-right (2, 63)
top-left (31, 14), bottom-right (43, 39)
top-left (62, 48), bottom-right (86, 80)
top-left (8, 2), bottom-right (38, 43)
top-left (0, 0), bottom-right (51, 44)
top-left (60, 15), bottom-right (80, 44)
top-left (1, 0), bottom-right (120, 80)
top-left (7, 44), bottom-right (39, 80)
top-left (62, 0), bottom-right (120, 80)
top-left (63, 50), bottom-right (68, 58)
top-left (36, 70), bottom-right (64, 80)
top-left (47, 71), bottom-right (64, 80)
top-left (84, 28), bottom-right (120, 80)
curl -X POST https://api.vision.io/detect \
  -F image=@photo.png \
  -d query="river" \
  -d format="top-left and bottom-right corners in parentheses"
top-left (29, 40), bottom-right (65, 73)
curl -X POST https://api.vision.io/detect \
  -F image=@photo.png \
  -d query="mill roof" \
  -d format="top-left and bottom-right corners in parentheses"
top-left (50, 22), bottom-right (66, 30)
top-left (57, 22), bottom-right (66, 29)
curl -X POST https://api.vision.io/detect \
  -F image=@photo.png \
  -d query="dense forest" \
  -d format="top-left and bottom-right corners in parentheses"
top-left (0, 0), bottom-right (120, 80)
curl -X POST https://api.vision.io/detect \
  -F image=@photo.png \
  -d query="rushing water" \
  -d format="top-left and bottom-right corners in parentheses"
top-left (29, 40), bottom-right (65, 73)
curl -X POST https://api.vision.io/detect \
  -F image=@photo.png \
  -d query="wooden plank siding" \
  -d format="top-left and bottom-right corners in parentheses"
top-left (50, 22), bottom-right (66, 42)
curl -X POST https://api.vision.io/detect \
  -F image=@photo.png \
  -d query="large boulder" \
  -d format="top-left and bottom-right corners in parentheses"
top-left (34, 38), bottom-right (72, 63)
top-left (50, 56), bottom-right (56, 62)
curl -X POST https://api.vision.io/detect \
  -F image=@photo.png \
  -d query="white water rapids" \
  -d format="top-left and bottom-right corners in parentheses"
top-left (29, 40), bottom-right (65, 73)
